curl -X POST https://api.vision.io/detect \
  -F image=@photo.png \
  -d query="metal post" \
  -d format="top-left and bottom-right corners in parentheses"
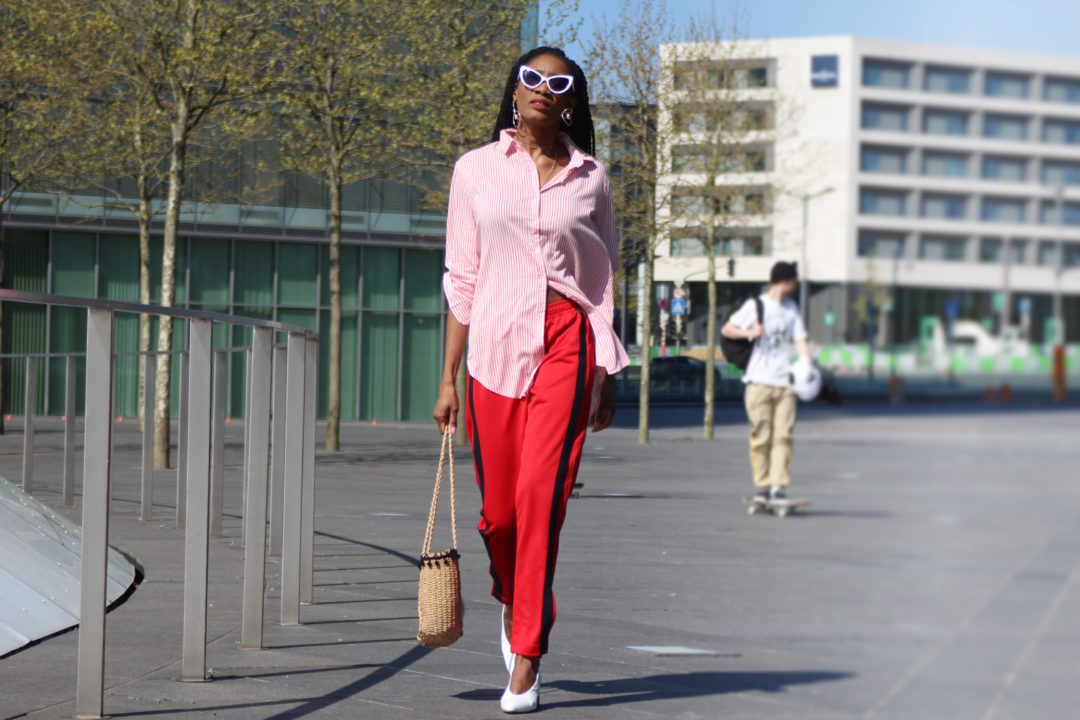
top-left (209, 351), bottom-right (227, 537)
top-left (241, 327), bottom-right (272, 649)
top-left (1054, 186), bottom-right (1065, 345)
top-left (76, 308), bottom-right (114, 719)
top-left (241, 348), bottom-right (253, 545)
top-left (140, 354), bottom-right (155, 521)
top-left (300, 336), bottom-right (317, 605)
top-left (63, 356), bottom-right (77, 508)
top-left (22, 356), bottom-right (36, 494)
top-left (176, 350), bottom-right (189, 529)
top-left (280, 333), bottom-right (306, 625)
top-left (181, 319), bottom-right (213, 682)
top-left (1000, 236), bottom-right (1012, 339)
top-left (269, 345), bottom-right (287, 558)
top-left (800, 193), bottom-right (809, 327)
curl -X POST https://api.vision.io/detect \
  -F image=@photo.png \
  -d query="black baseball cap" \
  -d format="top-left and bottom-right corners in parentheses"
top-left (770, 261), bottom-right (798, 284)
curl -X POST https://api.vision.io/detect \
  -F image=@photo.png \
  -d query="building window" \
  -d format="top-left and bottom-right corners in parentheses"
top-left (921, 193), bottom-right (967, 220)
top-left (1067, 244), bottom-right (1080, 267)
top-left (1041, 161), bottom-right (1080, 186)
top-left (923, 66), bottom-right (971, 94)
top-left (923, 108), bottom-right (968, 135)
top-left (980, 197), bottom-right (1027, 223)
top-left (983, 114), bottom-right (1028, 140)
top-left (981, 155), bottom-right (1028, 182)
top-left (984, 72), bottom-right (1030, 99)
top-left (861, 103), bottom-right (909, 131)
top-left (922, 151), bottom-right (969, 178)
top-left (920, 235), bottom-right (967, 261)
top-left (862, 59), bottom-right (910, 89)
top-left (671, 189), bottom-right (707, 217)
top-left (1038, 242), bottom-right (1060, 266)
top-left (858, 231), bottom-right (905, 258)
top-left (746, 66), bottom-right (769, 88)
top-left (1043, 119), bottom-right (1080, 145)
top-left (670, 229), bottom-right (705, 257)
top-left (1038, 201), bottom-right (1080, 226)
top-left (860, 145), bottom-right (908, 173)
top-left (671, 145), bottom-right (705, 173)
top-left (1044, 77), bottom-right (1080, 104)
top-left (979, 238), bottom-right (1027, 264)
top-left (859, 188), bottom-right (907, 216)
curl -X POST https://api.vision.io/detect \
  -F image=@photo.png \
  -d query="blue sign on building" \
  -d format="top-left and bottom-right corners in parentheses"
top-left (811, 55), bottom-right (839, 87)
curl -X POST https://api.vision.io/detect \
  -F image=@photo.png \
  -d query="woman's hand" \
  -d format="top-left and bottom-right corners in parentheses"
top-left (590, 375), bottom-right (616, 433)
top-left (433, 379), bottom-right (459, 434)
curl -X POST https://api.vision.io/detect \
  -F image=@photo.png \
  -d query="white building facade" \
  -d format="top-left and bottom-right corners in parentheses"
top-left (653, 36), bottom-right (1080, 346)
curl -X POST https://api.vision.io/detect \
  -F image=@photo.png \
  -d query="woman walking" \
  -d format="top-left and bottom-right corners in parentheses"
top-left (432, 46), bottom-right (629, 713)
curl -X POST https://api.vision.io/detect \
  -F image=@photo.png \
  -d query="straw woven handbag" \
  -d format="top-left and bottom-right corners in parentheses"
top-left (417, 426), bottom-right (463, 648)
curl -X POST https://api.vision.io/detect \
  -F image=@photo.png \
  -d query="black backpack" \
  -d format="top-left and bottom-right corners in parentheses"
top-left (719, 296), bottom-right (764, 371)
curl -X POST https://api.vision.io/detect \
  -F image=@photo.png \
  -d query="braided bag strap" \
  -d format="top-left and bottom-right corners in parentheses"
top-left (421, 426), bottom-right (458, 557)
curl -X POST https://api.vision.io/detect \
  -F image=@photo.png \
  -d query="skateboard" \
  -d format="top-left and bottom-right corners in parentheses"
top-left (743, 496), bottom-right (810, 518)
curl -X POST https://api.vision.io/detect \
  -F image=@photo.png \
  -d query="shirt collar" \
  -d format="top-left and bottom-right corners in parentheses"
top-left (498, 128), bottom-right (596, 171)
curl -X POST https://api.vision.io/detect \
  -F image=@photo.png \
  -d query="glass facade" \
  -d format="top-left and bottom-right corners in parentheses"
top-left (859, 188), bottom-right (907, 216)
top-left (1044, 77), bottom-right (1080, 104)
top-left (981, 197), bottom-right (1028, 223)
top-left (920, 235), bottom-right (967, 261)
top-left (920, 193), bottom-right (967, 220)
top-left (924, 66), bottom-right (971, 94)
top-left (1043, 119), bottom-right (1080, 145)
top-left (860, 145), bottom-right (908, 173)
top-left (858, 231), bottom-right (905, 258)
top-left (984, 72), bottom-right (1029, 99)
top-left (982, 155), bottom-right (1028, 181)
top-left (0, 228), bottom-right (445, 422)
top-left (923, 109), bottom-right (969, 135)
top-left (1042, 160), bottom-right (1080, 185)
top-left (983, 114), bottom-right (1029, 140)
top-left (861, 103), bottom-right (909, 131)
top-left (862, 60), bottom-right (910, 89)
top-left (922, 151), bottom-right (969, 178)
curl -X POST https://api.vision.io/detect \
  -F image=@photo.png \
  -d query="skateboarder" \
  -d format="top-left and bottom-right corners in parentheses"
top-left (721, 261), bottom-right (812, 504)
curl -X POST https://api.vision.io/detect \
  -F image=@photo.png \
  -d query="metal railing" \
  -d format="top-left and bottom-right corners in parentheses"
top-left (0, 289), bottom-right (319, 719)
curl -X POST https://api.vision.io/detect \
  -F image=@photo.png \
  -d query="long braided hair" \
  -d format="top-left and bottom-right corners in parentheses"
top-left (490, 46), bottom-right (596, 156)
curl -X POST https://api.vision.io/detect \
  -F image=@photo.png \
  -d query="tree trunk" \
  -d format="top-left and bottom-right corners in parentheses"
top-left (637, 246), bottom-right (654, 444)
top-left (325, 162), bottom-right (342, 451)
top-left (703, 212), bottom-right (717, 441)
top-left (154, 112), bottom-right (189, 469)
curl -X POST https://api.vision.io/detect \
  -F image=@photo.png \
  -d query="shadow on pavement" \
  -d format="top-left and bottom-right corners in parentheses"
top-left (117, 646), bottom-right (432, 719)
top-left (455, 670), bottom-right (852, 708)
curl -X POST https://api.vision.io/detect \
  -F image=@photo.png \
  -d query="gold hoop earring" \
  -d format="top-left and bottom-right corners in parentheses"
top-left (561, 108), bottom-right (573, 126)
top-left (512, 102), bottom-right (520, 126)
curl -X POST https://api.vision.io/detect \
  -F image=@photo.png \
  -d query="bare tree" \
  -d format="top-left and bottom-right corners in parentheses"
top-left (660, 7), bottom-right (795, 439)
top-left (585, 0), bottom-right (678, 444)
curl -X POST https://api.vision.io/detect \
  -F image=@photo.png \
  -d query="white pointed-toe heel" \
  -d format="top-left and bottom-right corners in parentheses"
top-left (500, 605), bottom-right (513, 674)
top-left (500, 655), bottom-right (540, 714)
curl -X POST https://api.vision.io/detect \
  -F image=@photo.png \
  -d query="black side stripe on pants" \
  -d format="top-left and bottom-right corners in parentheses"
top-left (469, 375), bottom-right (504, 601)
top-left (539, 309), bottom-right (588, 655)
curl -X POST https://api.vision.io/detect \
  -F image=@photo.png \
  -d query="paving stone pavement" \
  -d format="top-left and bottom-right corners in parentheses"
top-left (1, 401), bottom-right (1078, 719)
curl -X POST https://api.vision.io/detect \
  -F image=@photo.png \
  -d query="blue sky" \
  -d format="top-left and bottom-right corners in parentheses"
top-left (562, 0), bottom-right (1080, 59)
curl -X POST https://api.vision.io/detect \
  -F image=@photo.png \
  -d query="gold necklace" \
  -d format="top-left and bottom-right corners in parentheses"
top-left (516, 139), bottom-right (562, 187)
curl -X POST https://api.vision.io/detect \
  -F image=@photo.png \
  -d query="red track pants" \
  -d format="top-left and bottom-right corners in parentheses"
top-left (466, 299), bottom-right (595, 658)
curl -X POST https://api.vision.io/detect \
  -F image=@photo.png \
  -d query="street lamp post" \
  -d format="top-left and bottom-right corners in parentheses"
top-left (1054, 186), bottom-right (1065, 346)
top-left (800, 187), bottom-right (835, 329)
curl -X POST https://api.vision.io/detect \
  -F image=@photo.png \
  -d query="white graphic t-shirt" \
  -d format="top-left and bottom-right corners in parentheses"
top-left (729, 294), bottom-right (808, 387)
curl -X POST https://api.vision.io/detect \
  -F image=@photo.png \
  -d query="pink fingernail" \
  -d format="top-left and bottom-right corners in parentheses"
top-left (451, 426), bottom-right (457, 435)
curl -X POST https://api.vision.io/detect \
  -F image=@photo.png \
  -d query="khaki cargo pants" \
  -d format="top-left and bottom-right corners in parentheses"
top-left (744, 383), bottom-right (797, 488)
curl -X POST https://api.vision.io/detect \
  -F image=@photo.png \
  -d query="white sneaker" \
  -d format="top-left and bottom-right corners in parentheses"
top-left (769, 485), bottom-right (786, 500)
top-left (500, 605), bottom-right (512, 674)
top-left (500, 655), bottom-right (540, 714)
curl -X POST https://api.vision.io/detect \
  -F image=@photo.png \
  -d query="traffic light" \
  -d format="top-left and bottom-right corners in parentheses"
top-left (727, 258), bottom-right (735, 277)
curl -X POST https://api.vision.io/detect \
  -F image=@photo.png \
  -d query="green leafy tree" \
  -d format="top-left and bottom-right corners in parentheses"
top-left (78, 0), bottom-right (274, 468)
top-left (0, 3), bottom-right (78, 432)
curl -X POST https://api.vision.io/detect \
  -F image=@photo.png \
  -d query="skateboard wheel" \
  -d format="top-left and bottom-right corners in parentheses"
top-left (747, 505), bottom-right (758, 516)
top-left (776, 508), bottom-right (789, 518)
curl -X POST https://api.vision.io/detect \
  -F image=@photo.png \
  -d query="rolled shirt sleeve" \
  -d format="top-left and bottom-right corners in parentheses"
top-left (442, 159), bottom-right (478, 326)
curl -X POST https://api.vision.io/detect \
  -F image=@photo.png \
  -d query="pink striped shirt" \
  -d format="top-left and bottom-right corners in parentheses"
top-left (443, 128), bottom-right (630, 399)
